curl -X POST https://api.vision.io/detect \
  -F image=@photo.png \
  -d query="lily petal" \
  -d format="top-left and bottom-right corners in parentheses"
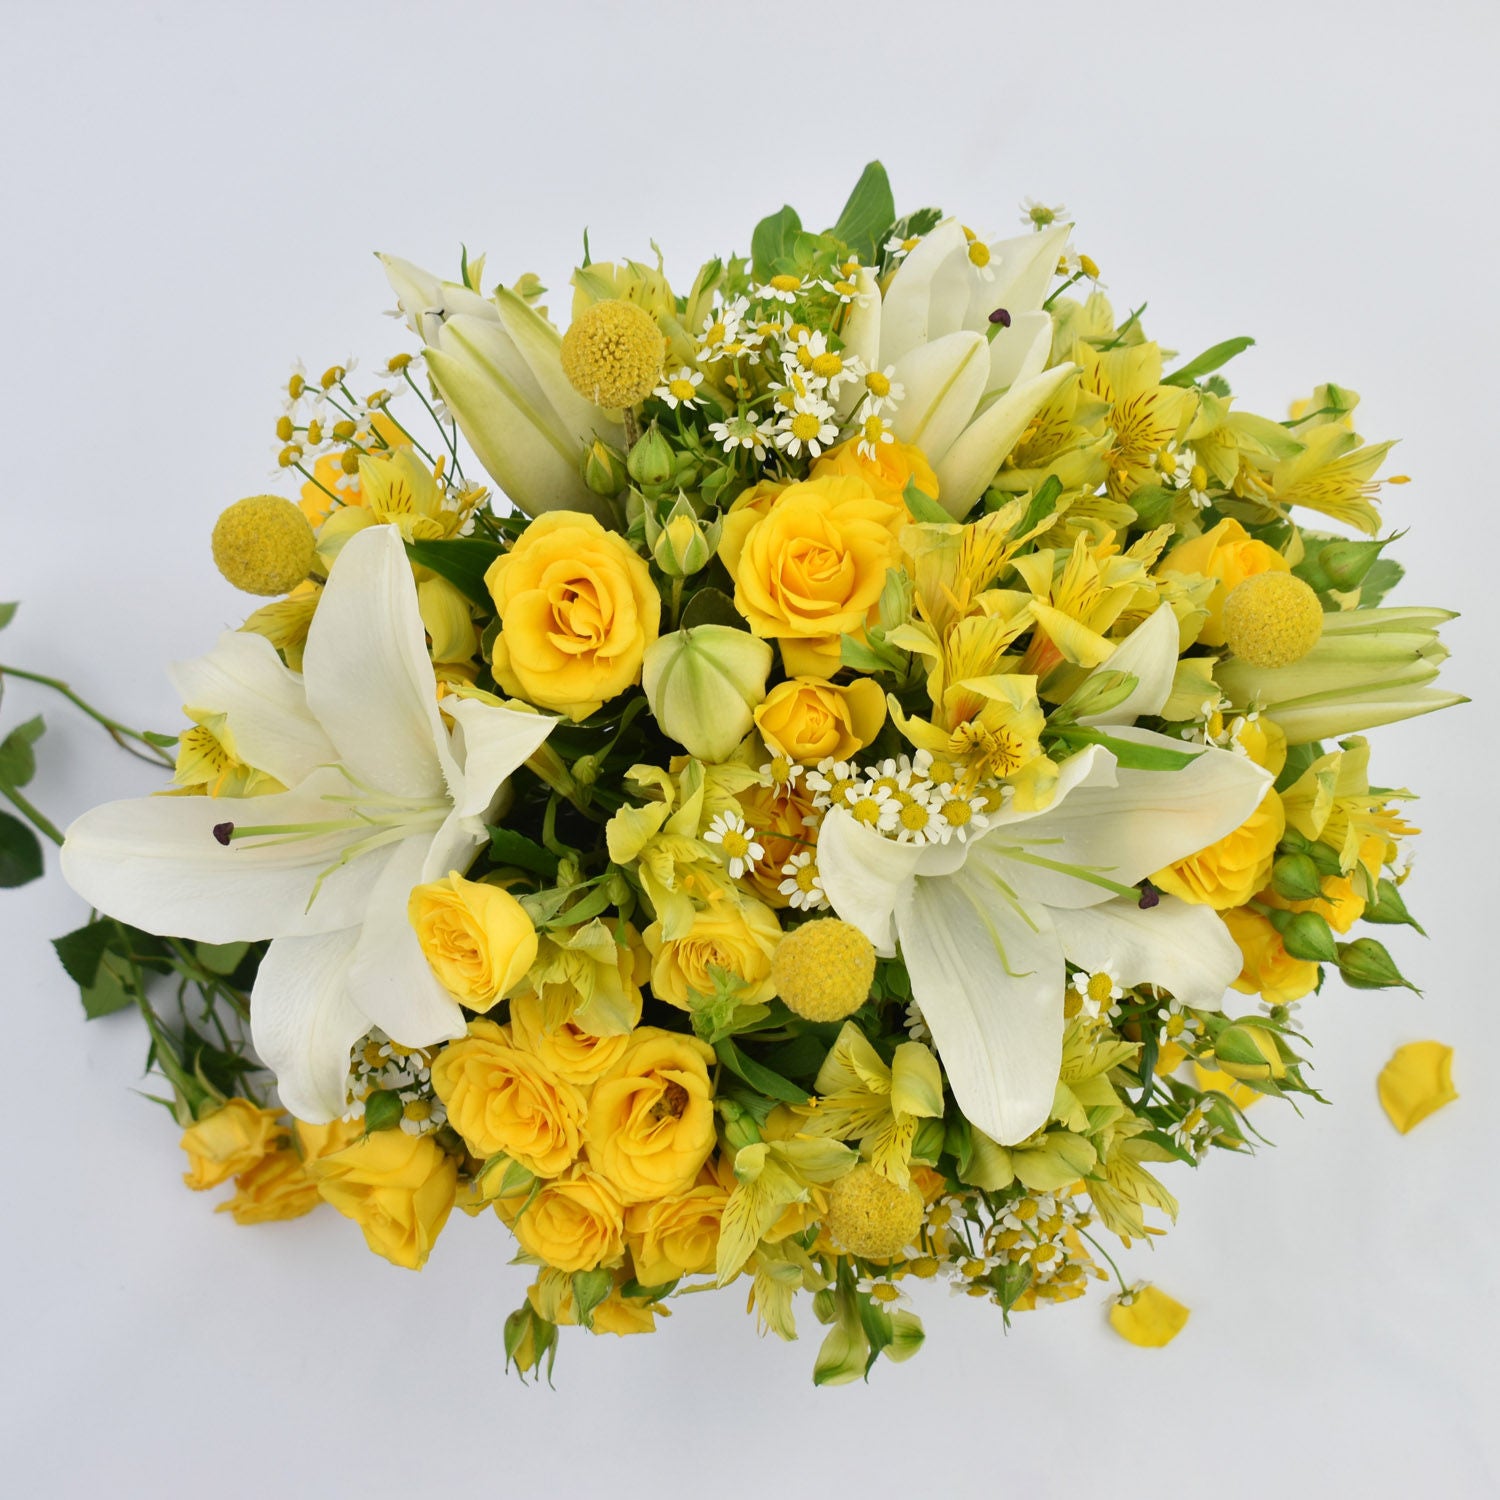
top-left (816, 807), bottom-right (932, 957)
top-left (1053, 894), bottom-right (1241, 1008)
top-left (302, 524), bottom-right (456, 802)
top-left (969, 223), bottom-right (1073, 328)
top-left (249, 927), bottom-right (367, 1122)
top-left (897, 863), bottom-right (1064, 1145)
top-left (60, 767), bottom-right (392, 942)
top-left (1078, 603), bottom-right (1181, 726)
top-left (878, 219), bottom-right (970, 367)
top-left (442, 694), bottom-right (557, 821)
top-left (169, 631), bottom-right (335, 788)
top-left (891, 330), bottom-right (989, 464)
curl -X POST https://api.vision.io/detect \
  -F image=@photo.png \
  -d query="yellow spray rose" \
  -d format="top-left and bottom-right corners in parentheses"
top-left (294, 1115), bottom-right (364, 1163)
top-left (484, 511), bottom-right (660, 719)
top-left (180, 1099), bottom-right (284, 1191)
top-left (1159, 517), bottom-right (1290, 645)
top-left (307, 1129), bottom-right (457, 1270)
top-left (215, 1148), bottom-right (321, 1225)
top-left (1221, 908), bottom-right (1321, 1007)
top-left (643, 897), bottom-right (782, 1009)
top-left (430, 1018), bottom-right (587, 1176)
top-left (811, 436), bottom-right (936, 513)
top-left (625, 1179), bottom-right (729, 1284)
top-left (509, 991), bottom-right (634, 1089)
top-left (584, 1028), bottom-right (719, 1203)
top-left (509, 1167), bottom-right (626, 1272)
top-left (1153, 790), bottom-right (1285, 910)
top-left (407, 871), bottom-right (536, 1010)
top-left (753, 676), bottom-right (887, 765)
top-left (722, 475), bottom-right (903, 677)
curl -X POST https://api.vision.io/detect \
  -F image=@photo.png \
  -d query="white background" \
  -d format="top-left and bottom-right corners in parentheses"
top-left (1, 1), bottom-right (1496, 1494)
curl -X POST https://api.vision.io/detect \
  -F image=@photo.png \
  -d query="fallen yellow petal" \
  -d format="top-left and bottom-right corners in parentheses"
top-left (1192, 1062), bottom-right (1261, 1112)
top-left (1108, 1283), bottom-right (1190, 1348)
top-left (1378, 1041), bottom-right (1458, 1134)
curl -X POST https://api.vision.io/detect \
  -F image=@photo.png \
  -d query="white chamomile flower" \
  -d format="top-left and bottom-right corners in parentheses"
top-left (904, 1000), bottom-right (931, 1043)
top-left (778, 850), bottom-right (829, 911)
top-left (1071, 969), bottom-right (1124, 1020)
top-left (844, 782), bottom-right (900, 833)
top-left (1020, 198), bottom-right (1068, 231)
top-left (804, 758), bottom-right (856, 811)
top-left (820, 271), bottom-right (866, 305)
top-left (709, 412), bottom-right (773, 461)
top-left (856, 1274), bottom-right (912, 1310)
top-left (758, 755), bottom-right (802, 793)
top-left (655, 366), bottom-right (704, 410)
top-left (791, 331), bottom-right (862, 396)
top-left (773, 396), bottom-right (838, 459)
top-left (755, 272), bottom-right (806, 304)
top-left (860, 364), bottom-right (904, 413)
top-left (855, 409), bottom-right (896, 461)
top-left (884, 232), bottom-right (921, 262)
top-left (697, 297), bottom-right (750, 364)
top-left (931, 785), bottom-right (990, 843)
top-left (703, 810), bottom-right (764, 879)
top-left (960, 225), bottom-right (995, 282)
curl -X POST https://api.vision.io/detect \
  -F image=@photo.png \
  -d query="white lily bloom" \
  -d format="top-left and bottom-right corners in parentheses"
top-left (379, 254), bottom-right (619, 521)
top-left (818, 607), bottom-right (1269, 1145)
top-left (840, 220), bottom-right (1077, 516)
top-left (61, 524), bottom-right (556, 1122)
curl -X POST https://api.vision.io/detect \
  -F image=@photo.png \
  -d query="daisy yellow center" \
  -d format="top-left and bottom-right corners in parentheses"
top-left (1087, 972), bottom-right (1116, 1003)
top-left (775, 388), bottom-right (797, 411)
top-left (705, 321), bottom-right (726, 344)
top-left (1222, 571), bottom-right (1325, 668)
top-left (830, 280), bottom-right (857, 297)
top-left (790, 412), bottom-right (822, 441)
top-left (941, 798), bottom-right (974, 827)
top-left (898, 801), bottom-right (930, 832)
top-left (787, 322), bottom-right (810, 342)
top-left (792, 864), bottom-right (819, 893)
top-left (561, 299), bottom-right (665, 408)
top-left (968, 241), bottom-right (991, 268)
top-left (796, 346), bottom-right (814, 369)
top-left (362, 1041), bottom-right (386, 1068)
top-left (668, 377), bottom-right (696, 400)
top-left (811, 352), bottom-right (843, 379)
top-left (851, 797), bottom-right (884, 825)
top-left (870, 1283), bottom-right (902, 1305)
top-left (770, 274), bottom-right (802, 293)
top-left (402, 1099), bottom-right (432, 1123)
top-left (721, 829), bottom-right (752, 861)
top-left (863, 415), bottom-right (886, 442)
top-left (865, 371), bottom-right (891, 397)
top-left (769, 755), bottom-right (794, 784)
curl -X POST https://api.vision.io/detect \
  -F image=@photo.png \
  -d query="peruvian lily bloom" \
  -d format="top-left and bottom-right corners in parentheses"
top-left (61, 524), bottom-right (555, 1121)
top-left (818, 605), bottom-right (1270, 1145)
top-left (840, 219), bottom-right (1078, 517)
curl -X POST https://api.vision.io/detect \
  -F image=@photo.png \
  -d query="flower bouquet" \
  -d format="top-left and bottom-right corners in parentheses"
top-left (2, 162), bottom-right (1462, 1380)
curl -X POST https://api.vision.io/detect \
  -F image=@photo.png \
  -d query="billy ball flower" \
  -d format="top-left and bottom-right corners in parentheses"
top-left (825, 1161), bottom-right (925, 1260)
top-left (1222, 571), bottom-right (1325, 668)
top-left (770, 917), bottom-right (875, 1022)
top-left (211, 495), bottom-right (316, 596)
top-left (561, 298), bottom-right (666, 409)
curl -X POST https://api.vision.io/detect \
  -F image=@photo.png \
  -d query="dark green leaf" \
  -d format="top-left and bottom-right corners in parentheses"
top-left (1274, 740), bottom-right (1326, 793)
top-left (404, 538), bottom-right (504, 606)
top-left (1161, 337), bottom-right (1255, 388)
top-left (54, 920), bottom-right (118, 987)
top-left (0, 714), bottom-right (45, 789)
top-left (488, 826), bottom-right (560, 879)
top-left (679, 586), bottom-right (745, 631)
top-left (0, 809), bottom-right (43, 887)
top-left (831, 161), bottom-right (896, 262)
top-left (751, 204), bottom-right (803, 281)
top-left (715, 1037), bottom-right (809, 1104)
top-left (1017, 474), bottom-right (1065, 535)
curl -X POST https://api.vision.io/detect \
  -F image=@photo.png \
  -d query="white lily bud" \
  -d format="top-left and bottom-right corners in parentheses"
top-left (641, 625), bottom-right (773, 762)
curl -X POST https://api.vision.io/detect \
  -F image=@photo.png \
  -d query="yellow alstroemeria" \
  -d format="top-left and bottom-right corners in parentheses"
top-left (172, 707), bottom-right (285, 799)
top-left (357, 448), bottom-right (467, 542)
top-left (1109, 1283), bottom-right (1190, 1348)
top-left (1377, 1041), bottom-right (1458, 1134)
top-left (795, 1022), bottom-right (944, 1188)
top-left (1074, 341), bottom-right (1197, 502)
top-left (1267, 416), bottom-right (1395, 536)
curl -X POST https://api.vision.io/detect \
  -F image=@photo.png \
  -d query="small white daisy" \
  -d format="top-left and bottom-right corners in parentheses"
top-left (773, 395), bottom-right (838, 459)
top-left (778, 850), bottom-right (829, 912)
top-left (708, 412), bottom-right (774, 461)
top-left (1071, 969), bottom-right (1124, 1020)
top-left (703, 810), bottom-right (764, 879)
top-left (884, 233), bottom-right (921, 262)
top-left (654, 366), bottom-right (704, 410)
top-left (855, 408), bottom-right (896, 461)
top-left (859, 365), bottom-right (904, 413)
top-left (1020, 198), bottom-right (1068, 231)
top-left (754, 272), bottom-right (807, 304)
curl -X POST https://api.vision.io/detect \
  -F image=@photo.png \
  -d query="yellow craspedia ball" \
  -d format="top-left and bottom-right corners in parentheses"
top-left (825, 1163), bottom-right (924, 1260)
top-left (1221, 570), bottom-right (1325, 668)
top-left (770, 918), bottom-right (876, 1023)
top-left (560, 299), bottom-right (665, 409)
top-left (212, 495), bottom-right (316, 596)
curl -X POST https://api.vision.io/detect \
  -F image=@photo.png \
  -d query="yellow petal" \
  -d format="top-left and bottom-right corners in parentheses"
top-left (1192, 1062), bottom-right (1261, 1112)
top-left (1377, 1041), bottom-right (1458, 1134)
top-left (1108, 1283), bottom-right (1190, 1348)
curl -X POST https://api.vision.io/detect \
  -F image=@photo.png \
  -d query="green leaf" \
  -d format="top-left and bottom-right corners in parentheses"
top-left (53, 920), bottom-right (119, 987)
top-left (751, 204), bottom-right (803, 281)
top-left (1161, 336), bottom-right (1255, 388)
top-left (487, 826), bottom-right (560, 879)
top-left (0, 810), bottom-right (43, 887)
top-left (0, 714), bottom-right (45, 789)
top-left (142, 730), bottom-right (180, 748)
top-left (403, 538), bottom-right (504, 606)
top-left (715, 1037), bottom-right (810, 1105)
top-left (679, 586), bottom-right (745, 631)
top-left (80, 957), bottom-right (134, 1019)
top-left (570, 1268), bottom-right (614, 1330)
top-left (1062, 727), bottom-right (1202, 770)
top-left (831, 161), bottom-right (895, 262)
top-left (196, 940), bottom-right (250, 976)
top-left (1017, 474), bottom-right (1064, 535)
top-left (1358, 557), bottom-right (1404, 607)
top-left (0, 602), bottom-right (17, 630)
top-left (903, 478), bottom-right (951, 526)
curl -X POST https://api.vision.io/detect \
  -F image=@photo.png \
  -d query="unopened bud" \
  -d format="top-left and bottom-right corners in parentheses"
top-left (1211, 1024), bottom-right (1290, 1083)
top-left (641, 625), bottom-right (773, 762)
top-left (646, 493), bottom-right (718, 577)
top-left (362, 1089), bottom-right (404, 1132)
top-left (626, 422), bottom-right (674, 489)
top-left (718, 1100), bottom-right (763, 1154)
top-left (1336, 937), bottom-right (1418, 992)
top-left (1271, 853), bottom-right (1325, 902)
top-left (1268, 907), bottom-right (1337, 963)
top-left (581, 438), bottom-right (629, 497)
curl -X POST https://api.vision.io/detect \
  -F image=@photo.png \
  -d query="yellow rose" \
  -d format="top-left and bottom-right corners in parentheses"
top-left (1153, 790), bottom-right (1285, 910)
top-left (722, 475), bottom-right (902, 677)
top-left (733, 776), bottom-right (821, 908)
top-left (625, 1181), bottom-right (729, 1284)
top-left (484, 511), bottom-right (660, 720)
top-left (717, 479), bottom-right (787, 574)
top-left (508, 1167), bottom-right (626, 1272)
top-left (293, 1115), bottom-right (364, 1163)
top-left (430, 1019), bottom-right (587, 1176)
top-left (215, 1148), bottom-right (321, 1225)
top-left (1159, 517), bottom-right (1290, 645)
top-left (753, 676), bottom-right (887, 765)
top-left (307, 1129), bottom-right (457, 1270)
top-left (811, 436), bottom-right (936, 512)
top-left (407, 871), bottom-right (537, 1010)
top-left (583, 1029), bottom-right (719, 1203)
top-left (643, 897), bottom-right (782, 1009)
top-left (1221, 907), bottom-right (1321, 1007)
top-left (180, 1099), bottom-right (283, 1191)
top-left (509, 991), bottom-right (634, 1089)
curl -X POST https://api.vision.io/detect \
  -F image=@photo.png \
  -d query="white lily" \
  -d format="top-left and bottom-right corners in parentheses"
top-left (380, 254), bottom-right (619, 521)
top-left (61, 524), bottom-right (555, 1121)
top-left (819, 605), bottom-right (1269, 1145)
top-left (841, 221), bottom-right (1077, 516)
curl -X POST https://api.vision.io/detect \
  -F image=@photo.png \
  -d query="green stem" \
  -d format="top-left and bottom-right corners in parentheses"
top-left (0, 783), bottom-right (63, 844)
top-left (1076, 1227), bottom-right (1131, 1296)
top-left (293, 462), bottom-right (344, 508)
top-left (0, 665), bottom-right (175, 767)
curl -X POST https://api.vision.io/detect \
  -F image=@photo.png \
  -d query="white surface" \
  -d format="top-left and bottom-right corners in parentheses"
top-left (1, 1), bottom-right (1496, 1494)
